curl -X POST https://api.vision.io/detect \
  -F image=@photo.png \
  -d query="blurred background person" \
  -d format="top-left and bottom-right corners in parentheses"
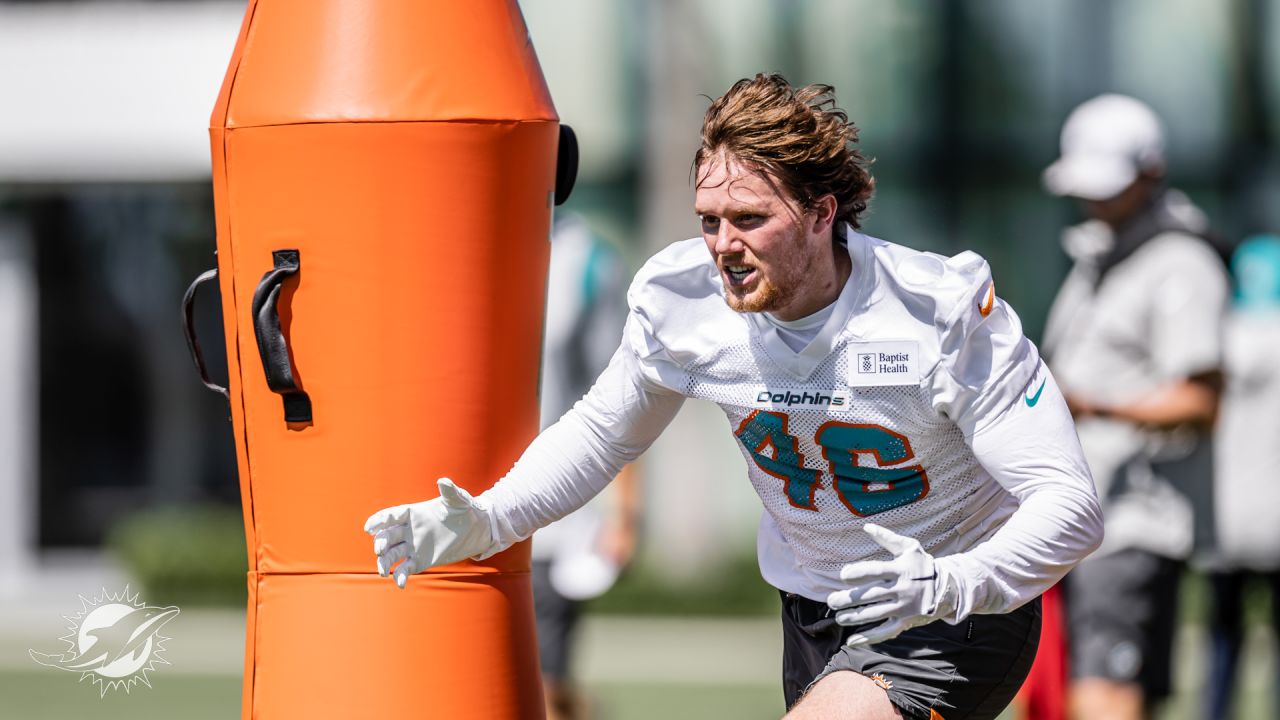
top-left (1040, 94), bottom-right (1229, 720)
top-left (1202, 233), bottom-right (1280, 720)
top-left (533, 212), bottom-right (640, 720)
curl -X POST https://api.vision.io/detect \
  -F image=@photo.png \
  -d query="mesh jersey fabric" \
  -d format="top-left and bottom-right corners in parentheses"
top-left (623, 230), bottom-right (1052, 602)
top-left (480, 227), bottom-right (1101, 617)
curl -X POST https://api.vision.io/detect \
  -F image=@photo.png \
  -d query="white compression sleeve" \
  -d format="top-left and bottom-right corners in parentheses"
top-left (934, 367), bottom-right (1104, 621)
top-left (475, 346), bottom-right (685, 558)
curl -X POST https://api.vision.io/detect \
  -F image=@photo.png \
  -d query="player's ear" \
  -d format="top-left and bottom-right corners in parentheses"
top-left (809, 194), bottom-right (838, 235)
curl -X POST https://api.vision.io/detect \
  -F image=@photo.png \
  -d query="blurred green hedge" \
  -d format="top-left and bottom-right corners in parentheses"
top-left (105, 506), bottom-right (776, 615)
top-left (102, 503), bottom-right (1272, 628)
top-left (586, 552), bottom-right (779, 617)
top-left (106, 506), bottom-right (248, 607)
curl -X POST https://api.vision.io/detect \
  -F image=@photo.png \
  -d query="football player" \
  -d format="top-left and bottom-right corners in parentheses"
top-left (365, 74), bottom-right (1103, 720)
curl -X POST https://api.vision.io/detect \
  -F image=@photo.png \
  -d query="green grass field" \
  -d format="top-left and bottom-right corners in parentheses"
top-left (0, 666), bottom-right (1271, 720)
top-left (0, 671), bottom-right (784, 720)
top-left (0, 670), bottom-right (241, 720)
top-left (1, 611), bottom-right (1273, 719)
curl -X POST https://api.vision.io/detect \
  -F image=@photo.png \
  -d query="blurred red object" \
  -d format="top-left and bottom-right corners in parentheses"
top-left (1018, 583), bottom-right (1068, 720)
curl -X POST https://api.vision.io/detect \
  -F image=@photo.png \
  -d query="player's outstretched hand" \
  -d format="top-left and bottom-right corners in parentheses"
top-left (827, 523), bottom-right (943, 647)
top-left (362, 478), bottom-right (493, 589)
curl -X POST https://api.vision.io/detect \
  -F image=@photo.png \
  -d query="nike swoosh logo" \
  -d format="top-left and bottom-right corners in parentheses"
top-left (978, 282), bottom-right (995, 317)
top-left (1025, 379), bottom-right (1046, 407)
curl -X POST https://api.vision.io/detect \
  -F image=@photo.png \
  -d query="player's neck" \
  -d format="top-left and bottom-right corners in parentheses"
top-left (773, 243), bottom-right (852, 321)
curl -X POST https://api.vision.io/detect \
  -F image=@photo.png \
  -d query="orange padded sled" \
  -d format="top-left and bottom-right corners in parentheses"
top-left (191, 1), bottom-right (570, 716)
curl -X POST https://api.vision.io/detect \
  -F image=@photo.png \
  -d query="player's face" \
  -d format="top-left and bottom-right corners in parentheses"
top-left (695, 152), bottom-right (841, 320)
top-left (1079, 174), bottom-right (1156, 229)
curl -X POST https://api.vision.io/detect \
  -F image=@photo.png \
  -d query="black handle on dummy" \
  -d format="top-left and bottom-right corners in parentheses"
top-left (555, 124), bottom-right (579, 206)
top-left (251, 249), bottom-right (312, 423)
top-left (181, 267), bottom-right (229, 398)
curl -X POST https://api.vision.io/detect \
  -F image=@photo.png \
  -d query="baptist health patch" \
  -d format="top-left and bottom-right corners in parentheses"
top-left (753, 388), bottom-right (851, 410)
top-left (847, 340), bottom-right (921, 387)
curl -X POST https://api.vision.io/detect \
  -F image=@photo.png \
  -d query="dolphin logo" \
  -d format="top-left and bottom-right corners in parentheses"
top-left (30, 604), bottom-right (180, 673)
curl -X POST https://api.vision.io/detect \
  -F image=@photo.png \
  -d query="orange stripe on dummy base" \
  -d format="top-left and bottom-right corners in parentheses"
top-left (210, 1), bottom-right (557, 718)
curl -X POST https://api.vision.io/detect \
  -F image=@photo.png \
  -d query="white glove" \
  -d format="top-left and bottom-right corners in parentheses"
top-left (362, 478), bottom-right (494, 589)
top-left (826, 523), bottom-right (954, 646)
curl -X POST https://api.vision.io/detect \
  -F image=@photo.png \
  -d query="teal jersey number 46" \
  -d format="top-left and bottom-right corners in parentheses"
top-left (735, 410), bottom-right (930, 517)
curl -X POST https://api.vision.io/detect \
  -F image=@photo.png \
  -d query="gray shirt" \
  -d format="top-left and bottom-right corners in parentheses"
top-left (1043, 190), bottom-right (1228, 559)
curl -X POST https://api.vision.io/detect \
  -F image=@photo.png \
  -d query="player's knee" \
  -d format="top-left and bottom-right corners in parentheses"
top-left (785, 670), bottom-right (903, 720)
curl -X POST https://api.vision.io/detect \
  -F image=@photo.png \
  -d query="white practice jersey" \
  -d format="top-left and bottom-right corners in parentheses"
top-left (482, 229), bottom-right (1102, 621)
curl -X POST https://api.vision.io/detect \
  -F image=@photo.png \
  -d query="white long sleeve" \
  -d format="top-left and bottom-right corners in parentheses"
top-left (475, 345), bottom-right (685, 557)
top-left (933, 366), bottom-right (1104, 621)
top-left (471, 233), bottom-right (1104, 619)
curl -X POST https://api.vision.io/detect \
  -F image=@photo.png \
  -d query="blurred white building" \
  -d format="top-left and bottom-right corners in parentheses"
top-left (0, 0), bottom-right (244, 595)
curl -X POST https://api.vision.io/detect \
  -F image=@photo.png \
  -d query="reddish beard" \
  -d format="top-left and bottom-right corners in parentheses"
top-left (723, 273), bottom-right (795, 314)
top-left (720, 222), bottom-right (808, 314)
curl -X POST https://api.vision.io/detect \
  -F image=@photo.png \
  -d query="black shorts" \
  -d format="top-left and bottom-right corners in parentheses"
top-left (781, 591), bottom-right (1041, 719)
top-left (532, 559), bottom-right (581, 681)
top-left (1066, 548), bottom-right (1181, 700)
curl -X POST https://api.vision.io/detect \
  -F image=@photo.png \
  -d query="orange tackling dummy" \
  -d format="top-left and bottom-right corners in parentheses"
top-left (186, 1), bottom-right (574, 716)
